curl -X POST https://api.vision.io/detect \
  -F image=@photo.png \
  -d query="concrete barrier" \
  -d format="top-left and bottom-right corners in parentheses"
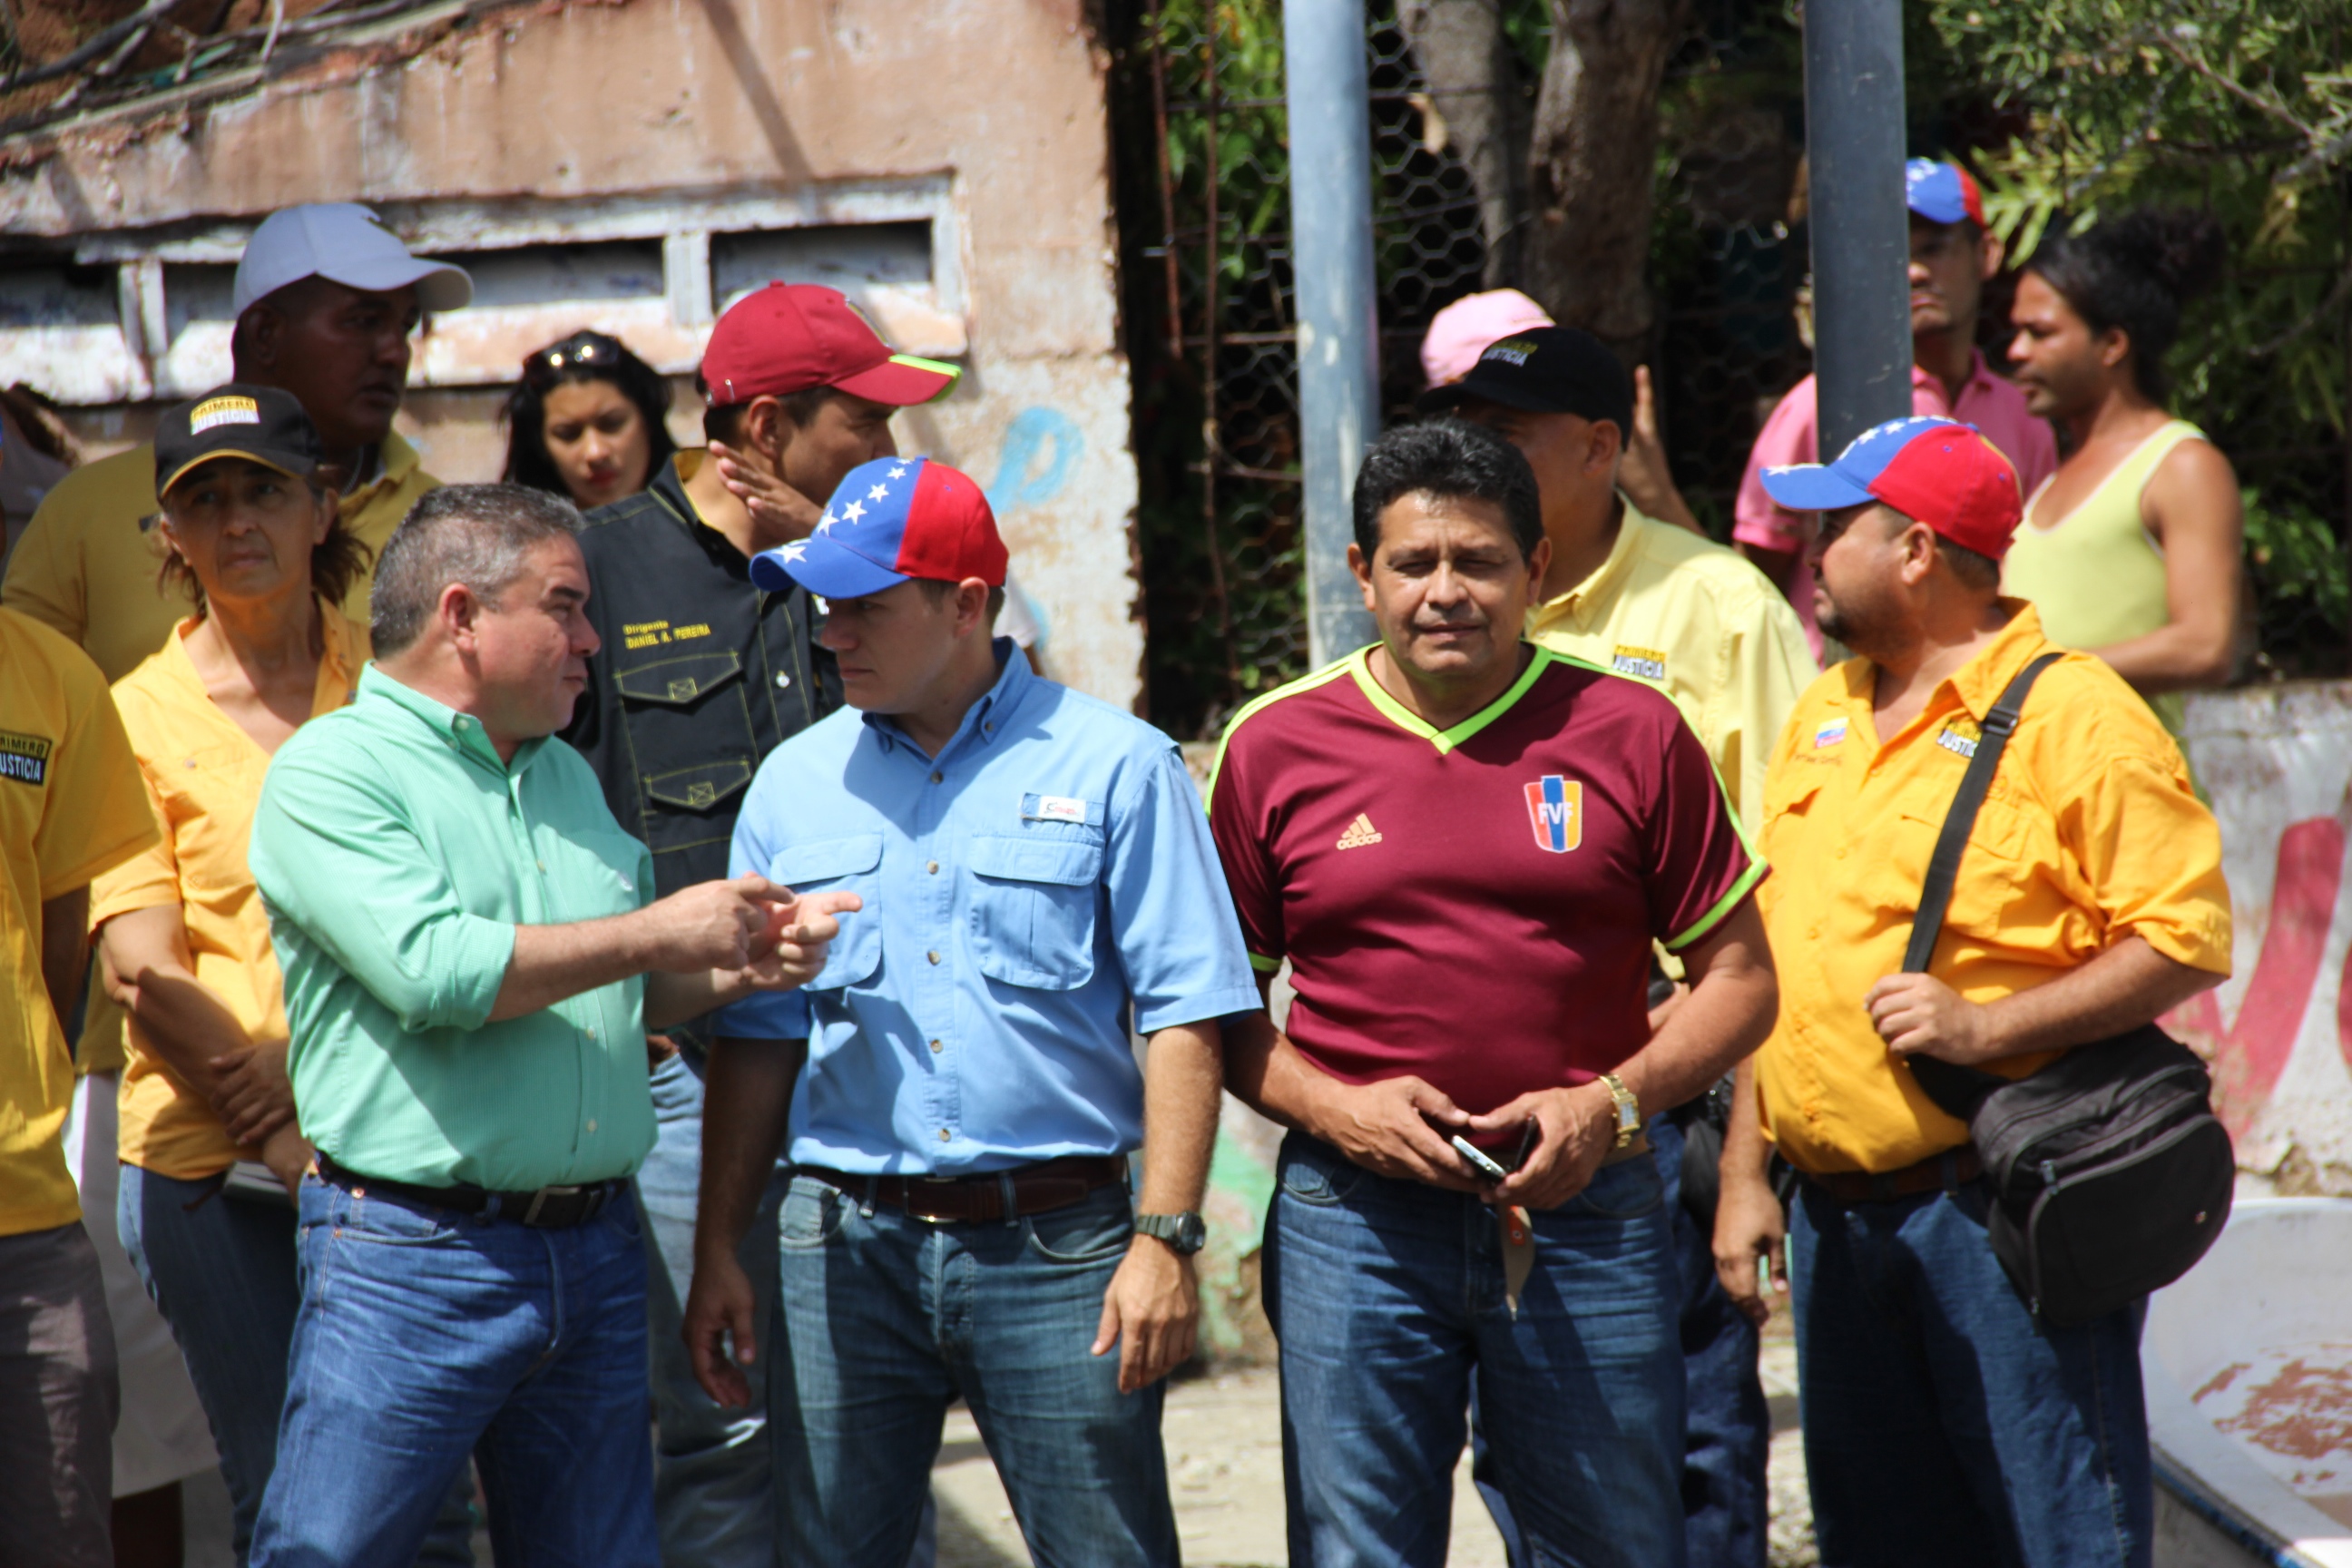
top-left (2171, 681), bottom-right (2352, 1196)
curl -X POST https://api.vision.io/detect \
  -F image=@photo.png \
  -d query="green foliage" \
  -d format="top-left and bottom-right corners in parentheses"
top-left (1915, 0), bottom-right (2351, 673)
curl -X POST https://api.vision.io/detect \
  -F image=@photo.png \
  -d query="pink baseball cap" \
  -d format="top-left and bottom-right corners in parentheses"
top-left (1420, 289), bottom-right (1554, 388)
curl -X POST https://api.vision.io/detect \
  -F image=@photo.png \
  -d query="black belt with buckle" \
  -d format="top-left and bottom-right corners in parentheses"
top-left (315, 1153), bottom-right (623, 1230)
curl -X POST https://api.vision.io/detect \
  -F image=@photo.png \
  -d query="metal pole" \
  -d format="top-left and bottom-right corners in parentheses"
top-left (1802, 0), bottom-right (1912, 456)
top-left (1285, 0), bottom-right (1380, 666)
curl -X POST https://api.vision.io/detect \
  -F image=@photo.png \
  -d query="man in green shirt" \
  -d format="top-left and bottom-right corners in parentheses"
top-left (245, 484), bottom-right (852, 1568)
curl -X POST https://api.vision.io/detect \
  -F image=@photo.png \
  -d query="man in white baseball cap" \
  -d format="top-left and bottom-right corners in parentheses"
top-left (5, 202), bottom-right (471, 683)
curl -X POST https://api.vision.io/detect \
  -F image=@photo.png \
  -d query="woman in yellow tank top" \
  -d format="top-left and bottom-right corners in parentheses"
top-left (2001, 211), bottom-right (2243, 734)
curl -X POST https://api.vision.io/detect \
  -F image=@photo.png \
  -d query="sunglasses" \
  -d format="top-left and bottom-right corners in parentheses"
top-left (522, 333), bottom-right (626, 388)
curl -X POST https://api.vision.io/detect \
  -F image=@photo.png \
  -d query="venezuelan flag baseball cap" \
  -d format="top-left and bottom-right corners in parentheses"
top-left (1906, 158), bottom-right (1985, 228)
top-left (701, 284), bottom-right (960, 407)
top-left (1758, 416), bottom-right (2024, 559)
top-left (154, 384), bottom-right (323, 498)
top-left (749, 456), bottom-right (1006, 600)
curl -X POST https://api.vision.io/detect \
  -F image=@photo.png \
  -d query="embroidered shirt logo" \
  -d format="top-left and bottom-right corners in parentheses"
top-left (1611, 644), bottom-right (1668, 682)
top-left (1936, 720), bottom-right (1982, 760)
top-left (1034, 795), bottom-right (1089, 824)
top-left (1335, 812), bottom-right (1383, 850)
top-left (1814, 717), bottom-right (1849, 750)
top-left (0, 730), bottom-right (52, 786)
top-left (1522, 776), bottom-right (1583, 854)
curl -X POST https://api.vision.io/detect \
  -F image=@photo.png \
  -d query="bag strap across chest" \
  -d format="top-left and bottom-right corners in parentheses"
top-left (1902, 650), bottom-right (2067, 1119)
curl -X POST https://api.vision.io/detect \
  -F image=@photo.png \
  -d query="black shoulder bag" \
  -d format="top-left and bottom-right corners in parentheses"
top-left (1904, 652), bottom-right (2234, 1327)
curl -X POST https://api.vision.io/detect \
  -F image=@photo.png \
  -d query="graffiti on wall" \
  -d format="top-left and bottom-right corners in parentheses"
top-left (2164, 684), bottom-right (2352, 1186)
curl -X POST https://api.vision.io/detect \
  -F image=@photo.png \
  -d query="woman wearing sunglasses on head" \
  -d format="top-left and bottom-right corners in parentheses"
top-left (502, 329), bottom-right (679, 511)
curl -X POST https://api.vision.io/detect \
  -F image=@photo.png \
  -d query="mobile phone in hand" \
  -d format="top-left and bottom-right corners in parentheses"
top-left (1450, 1135), bottom-right (1511, 1182)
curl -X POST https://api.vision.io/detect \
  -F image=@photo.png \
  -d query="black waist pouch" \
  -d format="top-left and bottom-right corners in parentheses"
top-left (1901, 652), bottom-right (2233, 1328)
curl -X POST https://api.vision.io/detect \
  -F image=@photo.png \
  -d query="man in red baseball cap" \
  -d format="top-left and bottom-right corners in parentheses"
top-left (1715, 416), bottom-right (2230, 1565)
top-left (560, 281), bottom-right (956, 1568)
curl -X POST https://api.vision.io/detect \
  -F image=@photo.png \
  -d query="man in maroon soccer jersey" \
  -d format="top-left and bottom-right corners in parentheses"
top-left (1207, 419), bottom-right (1779, 1567)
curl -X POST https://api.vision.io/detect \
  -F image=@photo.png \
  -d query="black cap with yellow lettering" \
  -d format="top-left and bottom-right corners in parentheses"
top-left (154, 383), bottom-right (323, 500)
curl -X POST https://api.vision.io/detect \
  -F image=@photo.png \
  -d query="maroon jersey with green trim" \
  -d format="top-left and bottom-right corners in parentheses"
top-left (1208, 645), bottom-right (1761, 1116)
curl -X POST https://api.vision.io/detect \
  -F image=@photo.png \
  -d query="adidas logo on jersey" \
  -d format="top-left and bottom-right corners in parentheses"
top-left (1336, 812), bottom-right (1383, 850)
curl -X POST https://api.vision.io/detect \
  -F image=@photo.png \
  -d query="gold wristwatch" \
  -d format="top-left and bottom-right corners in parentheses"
top-left (1597, 1073), bottom-right (1642, 1150)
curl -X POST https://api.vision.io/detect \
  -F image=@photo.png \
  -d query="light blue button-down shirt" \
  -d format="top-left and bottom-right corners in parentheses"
top-left (710, 642), bottom-right (1258, 1174)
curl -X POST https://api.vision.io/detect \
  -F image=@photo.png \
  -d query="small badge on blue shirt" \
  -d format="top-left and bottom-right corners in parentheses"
top-left (1022, 792), bottom-right (1103, 828)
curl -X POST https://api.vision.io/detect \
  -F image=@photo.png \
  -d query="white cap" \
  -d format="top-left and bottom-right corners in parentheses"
top-left (231, 203), bottom-right (473, 317)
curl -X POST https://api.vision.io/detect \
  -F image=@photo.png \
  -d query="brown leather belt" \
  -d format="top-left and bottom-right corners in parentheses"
top-left (801, 1155), bottom-right (1128, 1224)
top-left (1799, 1146), bottom-right (1982, 1204)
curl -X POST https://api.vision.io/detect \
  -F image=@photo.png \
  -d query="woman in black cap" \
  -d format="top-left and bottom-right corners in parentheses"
top-left (502, 328), bottom-right (679, 512)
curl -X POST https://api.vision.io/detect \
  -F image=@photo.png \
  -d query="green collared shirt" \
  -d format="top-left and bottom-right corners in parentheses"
top-left (250, 664), bottom-right (657, 1190)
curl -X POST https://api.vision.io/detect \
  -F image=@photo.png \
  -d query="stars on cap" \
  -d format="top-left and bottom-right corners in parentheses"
top-left (867, 484), bottom-right (888, 501)
top-left (887, 465), bottom-right (907, 479)
top-left (841, 499), bottom-right (867, 524)
top-left (815, 509), bottom-right (838, 534)
top-left (779, 541), bottom-right (808, 563)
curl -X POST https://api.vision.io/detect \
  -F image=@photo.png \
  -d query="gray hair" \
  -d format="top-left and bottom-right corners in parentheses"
top-left (371, 484), bottom-right (583, 656)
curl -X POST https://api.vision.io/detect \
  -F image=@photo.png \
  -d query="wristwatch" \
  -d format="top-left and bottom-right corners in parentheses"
top-left (1597, 1073), bottom-right (1643, 1150)
top-left (1134, 1211), bottom-right (1208, 1255)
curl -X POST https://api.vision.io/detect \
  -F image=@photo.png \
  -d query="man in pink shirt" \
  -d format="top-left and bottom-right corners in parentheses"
top-left (1736, 160), bottom-right (2057, 658)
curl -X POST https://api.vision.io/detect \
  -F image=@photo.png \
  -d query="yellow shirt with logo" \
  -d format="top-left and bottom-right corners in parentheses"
top-left (1754, 602), bottom-right (2231, 1176)
top-left (3, 433), bottom-right (433, 1073)
top-left (0, 608), bottom-right (159, 1237)
top-left (1525, 496), bottom-right (1817, 835)
top-left (91, 606), bottom-right (368, 1181)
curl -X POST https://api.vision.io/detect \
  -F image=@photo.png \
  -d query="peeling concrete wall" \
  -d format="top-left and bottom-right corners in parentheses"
top-left (0, 0), bottom-right (1144, 705)
top-left (2170, 682), bottom-right (2352, 1196)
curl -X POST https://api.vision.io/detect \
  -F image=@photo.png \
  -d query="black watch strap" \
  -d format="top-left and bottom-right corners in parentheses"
top-left (1134, 1211), bottom-right (1207, 1255)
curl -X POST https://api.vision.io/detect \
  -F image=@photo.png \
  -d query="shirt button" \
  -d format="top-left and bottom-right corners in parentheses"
top-left (929, 1038), bottom-right (943, 1054)
top-left (929, 770), bottom-right (944, 784)
top-left (775, 672), bottom-right (792, 690)
top-left (927, 861), bottom-right (940, 875)
top-left (937, 1129), bottom-right (951, 1142)
top-left (586, 1119), bottom-right (599, 1133)
top-left (927, 950), bottom-right (941, 965)
top-left (536, 859), bottom-right (547, 872)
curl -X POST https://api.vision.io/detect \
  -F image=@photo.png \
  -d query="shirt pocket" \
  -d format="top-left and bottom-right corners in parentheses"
top-left (1896, 789), bottom-right (2037, 935)
top-left (615, 653), bottom-right (755, 853)
top-left (770, 834), bottom-right (883, 991)
top-left (965, 834), bottom-right (1104, 991)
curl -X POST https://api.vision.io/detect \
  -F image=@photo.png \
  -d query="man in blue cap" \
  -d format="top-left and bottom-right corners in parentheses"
top-left (1735, 159), bottom-right (2059, 661)
top-left (683, 456), bottom-right (1259, 1567)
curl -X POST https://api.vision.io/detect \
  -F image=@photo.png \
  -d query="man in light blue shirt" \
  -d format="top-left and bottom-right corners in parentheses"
top-left (684, 456), bottom-right (1257, 1568)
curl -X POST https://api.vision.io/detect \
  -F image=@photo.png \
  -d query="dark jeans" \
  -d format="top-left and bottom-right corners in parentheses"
top-left (769, 1174), bottom-right (1174, 1568)
top-left (249, 1175), bottom-right (659, 1568)
top-left (117, 1165), bottom-right (474, 1567)
top-left (1790, 1178), bottom-right (2152, 1568)
top-left (0, 1221), bottom-right (116, 1568)
top-left (1473, 1117), bottom-right (1771, 1568)
top-left (1268, 1132), bottom-right (1684, 1568)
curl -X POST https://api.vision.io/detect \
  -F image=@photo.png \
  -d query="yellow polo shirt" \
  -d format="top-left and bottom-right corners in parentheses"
top-left (1526, 496), bottom-right (1816, 835)
top-left (0, 609), bottom-right (158, 1237)
top-left (91, 606), bottom-right (368, 1181)
top-left (1754, 602), bottom-right (2231, 1176)
top-left (4, 433), bottom-right (432, 1074)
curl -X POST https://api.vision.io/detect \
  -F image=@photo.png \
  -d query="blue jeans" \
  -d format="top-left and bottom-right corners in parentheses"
top-left (769, 1172), bottom-right (1175, 1568)
top-left (117, 1165), bottom-right (474, 1567)
top-left (248, 1174), bottom-right (659, 1568)
top-left (1471, 1119), bottom-right (1770, 1567)
top-left (637, 1050), bottom-right (790, 1568)
top-left (1789, 1178), bottom-right (2152, 1568)
top-left (1266, 1132), bottom-right (1685, 1568)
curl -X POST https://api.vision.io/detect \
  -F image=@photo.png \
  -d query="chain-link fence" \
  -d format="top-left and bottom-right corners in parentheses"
top-left (1110, 0), bottom-right (2352, 741)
